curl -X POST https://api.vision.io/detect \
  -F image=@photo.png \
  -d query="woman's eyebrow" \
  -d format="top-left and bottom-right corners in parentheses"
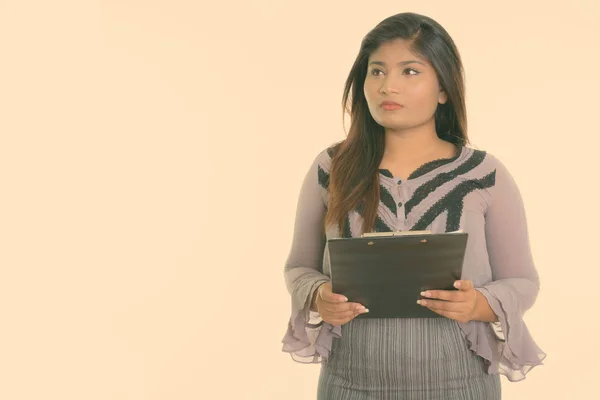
top-left (368, 60), bottom-right (426, 66)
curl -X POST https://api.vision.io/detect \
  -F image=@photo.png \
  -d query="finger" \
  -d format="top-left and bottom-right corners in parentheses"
top-left (454, 280), bottom-right (474, 291)
top-left (328, 309), bottom-right (368, 325)
top-left (329, 307), bottom-right (368, 321)
top-left (321, 301), bottom-right (365, 314)
top-left (420, 289), bottom-right (464, 302)
top-left (324, 309), bottom-right (356, 322)
top-left (417, 299), bottom-right (462, 312)
top-left (318, 283), bottom-right (348, 303)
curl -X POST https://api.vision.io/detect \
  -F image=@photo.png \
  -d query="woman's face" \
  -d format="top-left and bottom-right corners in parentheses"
top-left (363, 38), bottom-right (447, 132)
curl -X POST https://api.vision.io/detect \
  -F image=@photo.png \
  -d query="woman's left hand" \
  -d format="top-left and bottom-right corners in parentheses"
top-left (417, 280), bottom-right (479, 323)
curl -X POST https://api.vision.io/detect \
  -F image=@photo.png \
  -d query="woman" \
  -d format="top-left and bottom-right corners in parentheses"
top-left (281, 12), bottom-right (546, 399)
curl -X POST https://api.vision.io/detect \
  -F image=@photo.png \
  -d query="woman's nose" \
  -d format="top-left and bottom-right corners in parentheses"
top-left (379, 77), bottom-right (401, 94)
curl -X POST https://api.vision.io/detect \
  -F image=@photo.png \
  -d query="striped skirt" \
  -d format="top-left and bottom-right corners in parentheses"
top-left (317, 318), bottom-right (501, 399)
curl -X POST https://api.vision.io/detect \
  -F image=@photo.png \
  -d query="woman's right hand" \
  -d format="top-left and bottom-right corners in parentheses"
top-left (312, 282), bottom-right (369, 325)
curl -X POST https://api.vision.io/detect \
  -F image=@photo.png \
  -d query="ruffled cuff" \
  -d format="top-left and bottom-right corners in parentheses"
top-left (281, 279), bottom-right (342, 363)
top-left (462, 286), bottom-right (546, 381)
top-left (490, 321), bottom-right (505, 341)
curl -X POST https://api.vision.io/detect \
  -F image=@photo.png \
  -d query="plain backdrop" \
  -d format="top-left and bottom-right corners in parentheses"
top-left (1, 1), bottom-right (598, 399)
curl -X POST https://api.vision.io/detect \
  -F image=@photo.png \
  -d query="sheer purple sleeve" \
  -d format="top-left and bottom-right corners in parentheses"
top-left (465, 154), bottom-right (546, 381)
top-left (281, 151), bottom-right (341, 363)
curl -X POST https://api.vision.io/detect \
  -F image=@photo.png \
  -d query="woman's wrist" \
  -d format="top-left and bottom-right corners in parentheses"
top-left (472, 290), bottom-right (499, 322)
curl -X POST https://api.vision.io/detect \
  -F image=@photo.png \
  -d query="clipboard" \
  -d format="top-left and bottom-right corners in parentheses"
top-left (327, 230), bottom-right (468, 319)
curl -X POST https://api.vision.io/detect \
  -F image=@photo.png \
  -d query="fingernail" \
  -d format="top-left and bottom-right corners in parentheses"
top-left (454, 281), bottom-right (461, 288)
top-left (343, 296), bottom-right (348, 301)
top-left (361, 308), bottom-right (369, 313)
top-left (417, 300), bottom-right (427, 306)
top-left (420, 291), bottom-right (430, 297)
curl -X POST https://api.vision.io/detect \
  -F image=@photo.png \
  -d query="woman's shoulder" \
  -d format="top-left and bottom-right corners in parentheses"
top-left (475, 147), bottom-right (515, 177)
top-left (462, 145), bottom-right (508, 172)
top-left (305, 141), bottom-right (343, 192)
top-left (313, 141), bottom-right (343, 171)
top-left (461, 146), bottom-right (520, 194)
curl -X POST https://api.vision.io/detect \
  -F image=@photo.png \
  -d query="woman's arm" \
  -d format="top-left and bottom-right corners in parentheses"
top-left (282, 152), bottom-right (330, 318)
top-left (474, 154), bottom-right (546, 379)
top-left (477, 155), bottom-right (540, 317)
top-left (281, 150), bottom-right (339, 363)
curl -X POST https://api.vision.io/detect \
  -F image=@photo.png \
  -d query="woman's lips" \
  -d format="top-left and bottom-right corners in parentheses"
top-left (382, 104), bottom-right (403, 111)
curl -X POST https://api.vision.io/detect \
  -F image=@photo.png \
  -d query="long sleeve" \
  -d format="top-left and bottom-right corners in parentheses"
top-left (281, 151), bottom-right (341, 363)
top-left (474, 154), bottom-right (547, 381)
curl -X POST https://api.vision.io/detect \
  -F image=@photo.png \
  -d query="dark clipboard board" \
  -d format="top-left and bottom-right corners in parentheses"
top-left (327, 231), bottom-right (468, 319)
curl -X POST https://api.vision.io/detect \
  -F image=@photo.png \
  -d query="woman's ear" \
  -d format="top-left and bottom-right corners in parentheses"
top-left (438, 88), bottom-right (448, 104)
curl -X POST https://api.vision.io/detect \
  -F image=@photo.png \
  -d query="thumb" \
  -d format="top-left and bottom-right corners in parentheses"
top-left (454, 280), bottom-right (473, 291)
top-left (319, 282), bottom-right (348, 302)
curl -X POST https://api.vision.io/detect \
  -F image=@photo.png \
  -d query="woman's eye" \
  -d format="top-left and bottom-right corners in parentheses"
top-left (370, 68), bottom-right (419, 76)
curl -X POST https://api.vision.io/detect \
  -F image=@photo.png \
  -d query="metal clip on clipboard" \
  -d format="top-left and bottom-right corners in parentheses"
top-left (361, 230), bottom-right (432, 238)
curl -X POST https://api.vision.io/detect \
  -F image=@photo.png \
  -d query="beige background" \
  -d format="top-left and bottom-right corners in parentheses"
top-left (1, 1), bottom-right (598, 399)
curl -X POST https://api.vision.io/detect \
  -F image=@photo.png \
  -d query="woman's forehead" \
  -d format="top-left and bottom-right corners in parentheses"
top-left (369, 40), bottom-right (430, 66)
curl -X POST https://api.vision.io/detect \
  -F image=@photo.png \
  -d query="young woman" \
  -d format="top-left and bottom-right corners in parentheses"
top-left (281, 12), bottom-right (546, 399)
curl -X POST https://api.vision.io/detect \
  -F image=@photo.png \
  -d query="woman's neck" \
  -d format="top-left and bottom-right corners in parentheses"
top-left (382, 127), bottom-right (454, 163)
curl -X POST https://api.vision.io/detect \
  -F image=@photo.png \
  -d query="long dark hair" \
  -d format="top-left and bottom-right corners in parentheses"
top-left (325, 12), bottom-right (470, 236)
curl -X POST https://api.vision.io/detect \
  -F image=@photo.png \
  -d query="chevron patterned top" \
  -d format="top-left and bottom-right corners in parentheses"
top-left (282, 143), bottom-right (546, 387)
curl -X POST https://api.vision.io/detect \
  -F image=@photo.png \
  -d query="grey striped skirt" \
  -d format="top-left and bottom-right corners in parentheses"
top-left (317, 318), bottom-right (501, 399)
